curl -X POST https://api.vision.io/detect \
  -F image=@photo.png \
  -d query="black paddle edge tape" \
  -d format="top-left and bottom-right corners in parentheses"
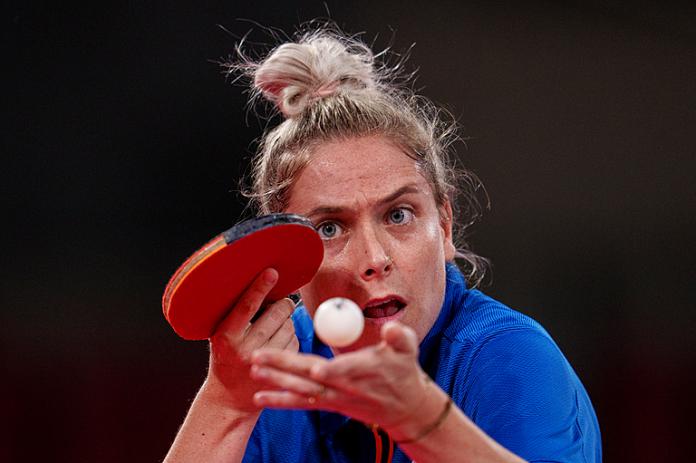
top-left (222, 213), bottom-right (317, 245)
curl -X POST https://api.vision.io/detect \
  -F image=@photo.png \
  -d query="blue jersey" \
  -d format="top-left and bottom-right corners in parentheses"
top-left (243, 263), bottom-right (601, 462)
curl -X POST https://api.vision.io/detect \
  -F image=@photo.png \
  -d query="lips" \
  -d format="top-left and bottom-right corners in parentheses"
top-left (362, 296), bottom-right (406, 319)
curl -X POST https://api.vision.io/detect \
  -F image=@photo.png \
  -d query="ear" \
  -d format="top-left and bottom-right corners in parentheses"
top-left (439, 199), bottom-right (456, 261)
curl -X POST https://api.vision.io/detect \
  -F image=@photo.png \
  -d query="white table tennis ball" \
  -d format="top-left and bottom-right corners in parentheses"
top-left (313, 297), bottom-right (364, 348)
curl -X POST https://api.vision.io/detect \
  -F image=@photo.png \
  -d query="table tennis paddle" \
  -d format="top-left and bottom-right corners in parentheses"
top-left (162, 213), bottom-right (324, 340)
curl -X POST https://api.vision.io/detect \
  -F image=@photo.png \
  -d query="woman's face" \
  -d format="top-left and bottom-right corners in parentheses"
top-left (285, 135), bottom-right (456, 352)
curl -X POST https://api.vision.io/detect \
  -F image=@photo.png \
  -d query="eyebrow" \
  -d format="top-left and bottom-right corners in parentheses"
top-left (304, 184), bottom-right (423, 219)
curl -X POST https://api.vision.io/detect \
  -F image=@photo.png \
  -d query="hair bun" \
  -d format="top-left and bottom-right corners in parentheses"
top-left (253, 34), bottom-right (376, 118)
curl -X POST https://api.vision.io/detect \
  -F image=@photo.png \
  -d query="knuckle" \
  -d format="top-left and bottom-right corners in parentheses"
top-left (251, 327), bottom-right (269, 343)
top-left (269, 303), bottom-right (292, 324)
top-left (236, 296), bottom-right (259, 317)
top-left (251, 283), bottom-right (271, 302)
top-left (267, 310), bottom-right (284, 325)
top-left (240, 277), bottom-right (274, 311)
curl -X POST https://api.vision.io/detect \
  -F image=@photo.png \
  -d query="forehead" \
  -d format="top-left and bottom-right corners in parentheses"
top-left (287, 136), bottom-right (433, 210)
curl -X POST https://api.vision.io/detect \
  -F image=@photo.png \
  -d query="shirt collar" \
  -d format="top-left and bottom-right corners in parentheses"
top-left (417, 262), bottom-right (468, 373)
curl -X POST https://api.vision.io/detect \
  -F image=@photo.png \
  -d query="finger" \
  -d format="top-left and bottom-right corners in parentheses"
top-left (309, 348), bottom-right (382, 384)
top-left (250, 364), bottom-right (325, 397)
top-left (251, 348), bottom-right (328, 378)
top-left (244, 298), bottom-right (295, 346)
top-left (253, 390), bottom-right (331, 410)
top-left (212, 268), bottom-right (278, 337)
top-left (381, 321), bottom-right (418, 355)
top-left (262, 315), bottom-right (297, 350)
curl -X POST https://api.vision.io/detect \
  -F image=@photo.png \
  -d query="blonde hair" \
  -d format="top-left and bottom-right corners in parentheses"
top-left (228, 26), bottom-right (489, 286)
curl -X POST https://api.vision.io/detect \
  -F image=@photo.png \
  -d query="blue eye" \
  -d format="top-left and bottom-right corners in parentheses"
top-left (316, 221), bottom-right (342, 240)
top-left (388, 207), bottom-right (413, 225)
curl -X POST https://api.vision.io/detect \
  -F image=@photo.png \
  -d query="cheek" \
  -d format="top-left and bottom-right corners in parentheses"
top-left (405, 220), bottom-right (445, 264)
top-left (298, 266), bottom-right (352, 313)
top-left (423, 220), bottom-right (442, 244)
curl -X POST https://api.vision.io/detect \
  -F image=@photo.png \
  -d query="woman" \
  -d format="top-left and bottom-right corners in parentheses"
top-left (164, 27), bottom-right (601, 463)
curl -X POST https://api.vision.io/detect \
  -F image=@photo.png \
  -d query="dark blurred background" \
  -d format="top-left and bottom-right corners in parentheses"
top-left (4, 1), bottom-right (695, 461)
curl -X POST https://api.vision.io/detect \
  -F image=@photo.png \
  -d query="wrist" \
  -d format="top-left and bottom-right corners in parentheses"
top-left (384, 379), bottom-right (451, 444)
top-left (199, 376), bottom-right (262, 419)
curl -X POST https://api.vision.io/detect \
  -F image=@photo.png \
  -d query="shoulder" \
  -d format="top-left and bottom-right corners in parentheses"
top-left (436, 264), bottom-right (554, 368)
top-left (445, 288), bottom-right (550, 345)
top-left (438, 290), bottom-right (601, 462)
top-left (440, 288), bottom-right (574, 400)
top-left (461, 324), bottom-right (601, 461)
top-left (438, 288), bottom-right (557, 379)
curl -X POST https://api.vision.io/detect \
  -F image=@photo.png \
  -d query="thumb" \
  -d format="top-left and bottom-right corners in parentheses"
top-left (381, 321), bottom-right (419, 356)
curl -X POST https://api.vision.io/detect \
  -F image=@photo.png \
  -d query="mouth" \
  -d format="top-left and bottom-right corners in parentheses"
top-left (362, 296), bottom-right (406, 319)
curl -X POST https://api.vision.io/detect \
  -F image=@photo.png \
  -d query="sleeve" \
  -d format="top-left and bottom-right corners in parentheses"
top-left (460, 328), bottom-right (594, 463)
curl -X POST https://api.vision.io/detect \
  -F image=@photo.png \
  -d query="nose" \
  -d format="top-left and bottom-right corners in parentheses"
top-left (352, 223), bottom-right (393, 281)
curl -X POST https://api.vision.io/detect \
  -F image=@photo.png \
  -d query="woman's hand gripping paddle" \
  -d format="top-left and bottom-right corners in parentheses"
top-left (162, 214), bottom-right (323, 340)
